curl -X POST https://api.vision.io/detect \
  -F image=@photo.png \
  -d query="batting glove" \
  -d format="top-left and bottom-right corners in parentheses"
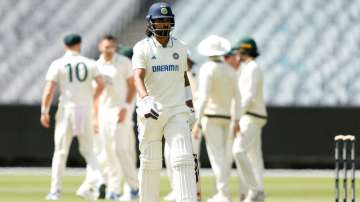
top-left (137, 96), bottom-right (160, 120)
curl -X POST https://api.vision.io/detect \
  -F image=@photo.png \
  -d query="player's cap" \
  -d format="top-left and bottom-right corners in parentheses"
top-left (146, 2), bottom-right (174, 21)
top-left (119, 46), bottom-right (133, 59)
top-left (233, 37), bottom-right (257, 50)
top-left (197, 35), bottom-right (231, 57)
top-left (64, 34), bottom-right (82, 46)
top-left (224, 48), bottom-right (238, 56)
top-left (233, 37), bottom-right (259, 57)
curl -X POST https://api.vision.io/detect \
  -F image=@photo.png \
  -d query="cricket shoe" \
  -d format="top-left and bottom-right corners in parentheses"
top-left (207, 192), bottom-right (231, 202)
top-left (118, 189), bottom-right (139, 201)
top-left (76, 186), bottom-right (99, 200)
top-left (45, 190), bottom-right (60, 200)
top-left (98, 184), bottom-right (107, 199)
top-left (243, 190), bottom-right (265, 202)
top-left (239, 192), bottom-right (247, 202)
top-left (163, 190), bottom-right (176, 201)
top-left (105, 191), bottom-right (122, 200)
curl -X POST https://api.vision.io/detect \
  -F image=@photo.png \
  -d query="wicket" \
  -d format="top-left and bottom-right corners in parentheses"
top-left (334, 135), bottom-right (356, 202)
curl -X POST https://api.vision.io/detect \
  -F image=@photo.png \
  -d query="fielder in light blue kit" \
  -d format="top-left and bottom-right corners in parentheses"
top-left (132, 2), bottom-right (197, 202)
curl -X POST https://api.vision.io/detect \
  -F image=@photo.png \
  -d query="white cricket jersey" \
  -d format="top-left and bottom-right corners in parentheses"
top-left (45, 51), bottom-right (100, 107)
top-left (96, 53), bottom-right (132, 108)
top-left (238, 60), bottom-right (267, 117)
top-left (132, 36), bottom-right (188, 110)
top-left (196, 60), bottom-right (241, 120)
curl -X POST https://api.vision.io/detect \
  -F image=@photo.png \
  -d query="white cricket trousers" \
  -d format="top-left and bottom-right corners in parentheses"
top-left (137, 106), bottom-right (197, 202)
top-left (232, 115), bottom-right (266, 192)
top-left (91, 131), bottom-right (108, 186)
top-left (50, 106), bottom-right (100, 193)
top-left (202, 116), bottom-right (233, 196)
top-left (164, 127), bottom-right (202, 192)
top-left (97, 107), bottom-right (139, 193)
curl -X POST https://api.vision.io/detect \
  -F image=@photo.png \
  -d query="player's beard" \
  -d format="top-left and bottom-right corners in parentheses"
top-left (154, 29), bottom-right (170, 37)
top-left (103, 51), bottom-right (115, 61)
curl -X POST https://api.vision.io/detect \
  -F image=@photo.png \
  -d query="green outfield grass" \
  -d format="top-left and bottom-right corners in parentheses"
top-left (0, 174), bottom-right (358, 202)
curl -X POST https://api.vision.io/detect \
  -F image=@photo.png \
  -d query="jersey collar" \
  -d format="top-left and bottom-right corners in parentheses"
top-left (64, 50), bottom-right (80, 57)
top-left (150, 36), bottom-right (174, 48)
top-left (242, 59), bottom-right (255, 66)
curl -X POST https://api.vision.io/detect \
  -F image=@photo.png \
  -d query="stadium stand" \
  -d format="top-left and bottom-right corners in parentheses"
top-left (0, 0), bottom-right (359, 106)
top-left (0, 0), bottom-right (140, 104)
top-left (172, 0), bottom-right (360, 106)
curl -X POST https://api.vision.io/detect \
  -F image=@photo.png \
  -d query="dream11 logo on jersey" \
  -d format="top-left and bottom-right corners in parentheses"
top-left (152, 64), bottom-right (179, 72)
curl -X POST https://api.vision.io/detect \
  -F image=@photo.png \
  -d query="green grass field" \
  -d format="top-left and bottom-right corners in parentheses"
top-left (0, 173), bottom-right (358, 202)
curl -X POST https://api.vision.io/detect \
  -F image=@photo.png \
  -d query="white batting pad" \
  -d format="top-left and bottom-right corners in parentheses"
top-left (139, 141), bottom-right (162, 202)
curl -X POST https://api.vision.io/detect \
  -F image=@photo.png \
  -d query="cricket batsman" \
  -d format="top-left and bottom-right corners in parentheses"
top-left (193, 35), bottom-right (241, 202)
top-left (40, 34), bottom-right (104, 200)
top-left (95, 35), bottom-right (139, 200)
top-left (132, 2), bottom-right (197, 202)
top-left (231, 37), bottom-right (267, 202)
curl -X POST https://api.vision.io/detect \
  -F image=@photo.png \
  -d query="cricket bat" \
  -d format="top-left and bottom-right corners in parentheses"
top-left (193, 154), bottom-right (202, 202)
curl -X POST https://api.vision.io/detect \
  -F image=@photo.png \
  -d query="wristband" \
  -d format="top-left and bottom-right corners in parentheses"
top-left (41, 106), bottom-right (50, 114)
